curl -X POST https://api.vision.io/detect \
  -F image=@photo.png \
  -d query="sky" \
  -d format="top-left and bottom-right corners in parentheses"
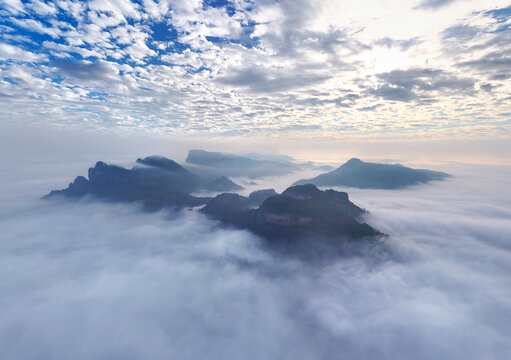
top-left (0, 0), bottom-right (510, 146)
top-left (1, 3), bottom-right (511, 356)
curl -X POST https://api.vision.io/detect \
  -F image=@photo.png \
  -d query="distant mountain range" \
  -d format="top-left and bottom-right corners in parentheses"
top-left (43, 152), bottom-right (450, 242)
top-left (185, 149), bottom-right (333, 179)
top-left (44, 155), bottom-right (265, 209)
top-left (294, 158), bottom-right (449, 189)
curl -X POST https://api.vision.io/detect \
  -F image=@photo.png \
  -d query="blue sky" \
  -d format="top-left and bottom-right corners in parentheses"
top-left (0, 0), bottom-right (510, 141)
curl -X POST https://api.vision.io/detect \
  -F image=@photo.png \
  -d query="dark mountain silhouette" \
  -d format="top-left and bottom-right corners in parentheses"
top-left (203, 176), bottom-right (244, 192)
top-left (44, 158), bottom-right (382, 241)
top-left (135, 155), bottom-right (190, 173)
top-left (201, 184), bottom-right (381, 240)
top-left (44, 158), bottom-right (209, 210)
top-left (201, 193), bottom-right (254, 221)
top-left (294, 158), bottom-right (449, 189)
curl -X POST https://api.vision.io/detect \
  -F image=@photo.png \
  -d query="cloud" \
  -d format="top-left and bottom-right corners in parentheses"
top-left (0, 0), bottom-right (25, 15)
top-left (358, 103), bottom-right (382, 111)
top-left (0, 1), bottom-right (510, 139)
top-left (415, 0), bottom-right (457, 10)
top-left (9, 17), bottom-right (62, 38)
top-left (52, 60), bottom-right (119, 81)
top-left (0, 159), bottom-right (511, 359)
top-left (26, 0), bottom-right (58, 16)
top-left (441, 24), bottom-right (480, 41)
top-left (88, 0), bottom-right (142, 26)
top-left (368, 68), bottom-right (475, 103)
top-left (0, 42), bottom-right (45, 62)
top-left (458, 51), bottom-right (511, 79)
top-left (217, 66), bottom-right (331, 93)
top-left (373, 37), bottom-right (422, 51)
top-left (440, 5), bottom-right (511, 84)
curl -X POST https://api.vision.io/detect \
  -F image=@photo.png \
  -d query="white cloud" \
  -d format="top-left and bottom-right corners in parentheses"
top-left (10, 17), bottom-right (62, 38)
top-left (55, 0), bottom-right (86, 21)
top-left (88, 0), bottom-right (142, 23)
top-left (0, 0), bottom-right (25, 15)
top-left (26, 0), bottom-right (57, 16)
top-left (0, 0), bottom-right (510, 140)
top-left (0, 42), bottom-right (45, 62)
top-left (42, 40), bottom-right (103, 59)
top-left (0, 160), bottom-right (510, 359)
top-left (141, 0), bottom-right (170, 20)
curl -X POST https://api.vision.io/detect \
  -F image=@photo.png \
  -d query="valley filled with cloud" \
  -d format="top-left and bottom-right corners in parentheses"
top-left (1, 159), bottom-right (510, 359)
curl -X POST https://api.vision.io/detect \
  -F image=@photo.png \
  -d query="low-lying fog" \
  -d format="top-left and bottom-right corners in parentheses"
top-left (1, 159), bottom-right (510, 360)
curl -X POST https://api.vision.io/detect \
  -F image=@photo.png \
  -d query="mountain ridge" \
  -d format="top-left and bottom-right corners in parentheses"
top-left (294, 158), bottom-right (449, 189)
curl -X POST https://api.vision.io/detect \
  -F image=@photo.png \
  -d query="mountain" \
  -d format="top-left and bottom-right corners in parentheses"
top-left (184, 149), bottom-right (332, 179)
top-left (203, 176), bottom-right (244, 192)
top-left (44, 158), bottom-right (209, 209)
top-left (200, 193), bottom-right (254, 222)
top-left (132, 156), bottom-right (201, 193)
top-left (44, 158), bottom-right (381, 240)
top-left (135, 155), bottom-right (190, 173)
top-left (185, 149), bottom-right (296, 178)
top-left (201, 184), bottom-right (381, 240)
top-left (294, 158), bottom-right (449, 189)
top-left (186, 149), bottom-right (288, 168)
top-left (248, 189), bottom-right (278, 206)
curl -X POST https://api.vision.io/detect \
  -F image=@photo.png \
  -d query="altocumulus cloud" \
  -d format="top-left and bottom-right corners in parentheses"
top-left (1, 1), bottom-right (510, 138)
top-left (0, 161), bottom-right (510, 359)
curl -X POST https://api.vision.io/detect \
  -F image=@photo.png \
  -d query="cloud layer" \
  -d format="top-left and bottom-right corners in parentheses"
top-left (1, 160), bottom-right (510, 359)
top-left (0, 0), bottom-right (510, 140)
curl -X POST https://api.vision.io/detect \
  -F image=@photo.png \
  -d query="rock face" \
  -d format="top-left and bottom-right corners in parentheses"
top-left (200, 193), bottom-right (254, 222)
top-left (201, 184), bottom-right (381, 240)
top-left (44, 158), bottom-right (209, 209)
top-left (294, 158), bottom-right (449, 189)
top-left (203, 176), bottom-right (244, 192)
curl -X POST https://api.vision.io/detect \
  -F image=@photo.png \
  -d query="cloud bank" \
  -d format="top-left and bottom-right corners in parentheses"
top-left (0, 160), bottom-right (510, 359)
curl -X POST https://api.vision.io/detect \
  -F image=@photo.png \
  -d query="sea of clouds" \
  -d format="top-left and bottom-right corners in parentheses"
top-left (1, 159), bottom-right (510, 360)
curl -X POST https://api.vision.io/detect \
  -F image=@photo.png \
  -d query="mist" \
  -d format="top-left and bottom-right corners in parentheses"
top-left (1, 158), bottom-right (510, 360)
top-left (2, 123), bottom-right (511, 167)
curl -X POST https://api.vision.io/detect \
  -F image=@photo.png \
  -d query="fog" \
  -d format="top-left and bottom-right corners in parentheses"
top-left (2, 122), bottom-right (511, 167)
top-left (1, 159), bottom-right (510, 360)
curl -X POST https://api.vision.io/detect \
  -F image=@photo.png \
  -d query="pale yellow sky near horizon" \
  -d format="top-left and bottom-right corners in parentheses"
top-left (1, 123), bottom-right (510, 166)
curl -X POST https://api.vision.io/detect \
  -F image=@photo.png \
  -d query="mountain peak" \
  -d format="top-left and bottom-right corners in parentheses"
top-left (282, 184), bottom-right (322, 200)
top-left (202, 184), bottom-right (381, 240)
top-left (203, 176), bottom-right (244, 192)
top-left (343, 158), bottom-right (363, 166)
top-left (293, 158), bottom-right (449, 189)
top-left (136, 156), bottom-right (187, 173)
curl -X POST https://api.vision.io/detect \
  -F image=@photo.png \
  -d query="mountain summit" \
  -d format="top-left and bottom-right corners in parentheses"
top-left (294, 158), bottom-right (449, 189)
top-left (202, 184), bottom-right (381, 240)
